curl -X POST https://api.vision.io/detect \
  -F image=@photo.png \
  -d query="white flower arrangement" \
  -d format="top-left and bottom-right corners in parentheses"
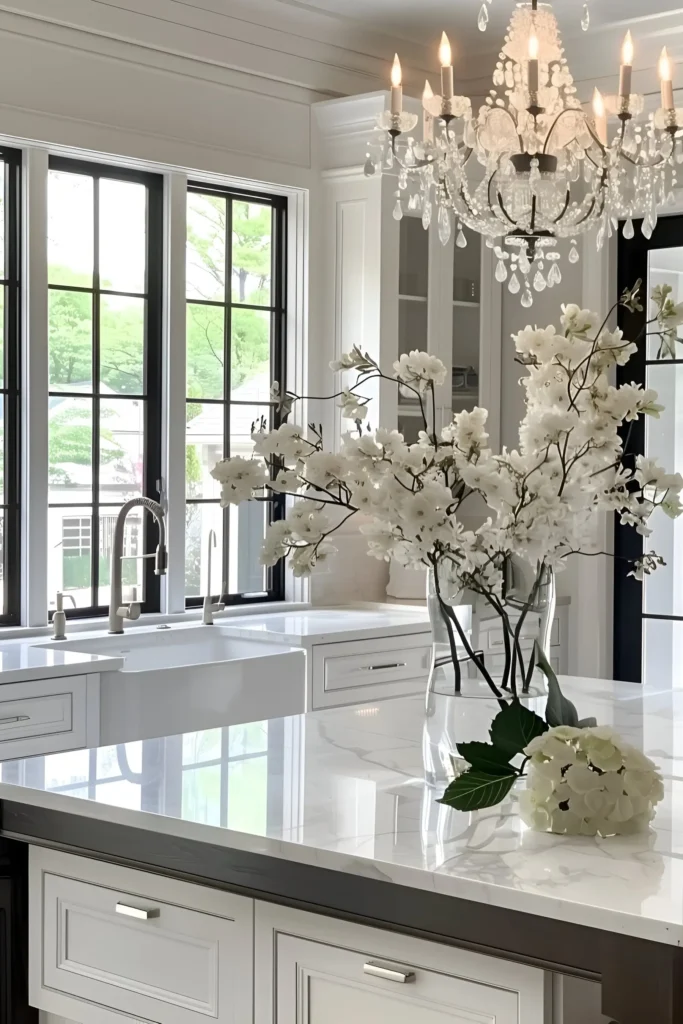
top-left (519, 725), bottom-right (664, 836)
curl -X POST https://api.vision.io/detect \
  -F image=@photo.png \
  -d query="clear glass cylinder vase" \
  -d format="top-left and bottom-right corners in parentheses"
top-left (426, 559), bottom-right (555, 701)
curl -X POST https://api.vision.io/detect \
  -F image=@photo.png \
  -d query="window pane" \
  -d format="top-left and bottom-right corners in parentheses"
top-left (227, 756), bottom-right (267, 834)
top-left (0, 395), bottom-right (4, 505)
top-left (232, 201), bottom-right (272, 306)
top-left (187, 192), bottom-right (226, 302)
top-left (182, 729), bottom-right (222, 766)
top-left (100, 398), bottom-right (144, 503)
top-left (0, 286), bottom-right (4, 389)
top-left (0, 510), bottom-right (4, 616)
top-left (229, 402), bottom-right (271, 459)
top-left (0, 163), bottom-right (5, 282)
top-left (182, 764), bottom-right (221, 825)
top-left (643, 362), bottom-right (683, 616)
top-left (230, 308), bottom-right (271, 399)
top-left (186, 403), bottom-right (223, 498)
top-left (100, 295), bottom-right (145, 395)
top-left (228, 721), bottom-right (268, 757)
top-left (49, 397), bottom-right (93, 503)
top-left (185, 502), bottom-right (223, 598)
top-left (48, 506), bottom-right (92, 609)
top-left (96, 745), bottom-right (123, 780)
top-left (96, 779), bottom-right (142, 810)
top-left (227, 500), bottom-right (267, 595)
top-left (48, 171), bottom-right (94, 287)
top-left (187, 302), bottom-right (224, 400)
top-left (48, 288), bottom-right (93, 392)
top-left (648, 248), bottom-right (683, 359)
top-left (98, 506), bottom-right (144, 608)
top-left (99, 178), bottom-right (146, 294)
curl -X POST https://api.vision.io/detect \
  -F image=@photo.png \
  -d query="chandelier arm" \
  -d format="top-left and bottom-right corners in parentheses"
top-left (552, 188), bottom-right (572, 224)
top-left (542, 107), bottom-right (588, 155)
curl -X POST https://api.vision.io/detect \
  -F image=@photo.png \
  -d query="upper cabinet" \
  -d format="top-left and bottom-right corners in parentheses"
top-left (313, 93), bottom-right (502, 450)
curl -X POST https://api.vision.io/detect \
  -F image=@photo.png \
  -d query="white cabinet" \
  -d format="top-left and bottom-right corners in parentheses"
top-left (0, 674), bottom-right (98, 760)
top-left (29, 848), bottom-right (253, 1024)
top-left (311, 633), bottom-right (432, 709)
top-left (255, 902), bottom-right (548, 1024)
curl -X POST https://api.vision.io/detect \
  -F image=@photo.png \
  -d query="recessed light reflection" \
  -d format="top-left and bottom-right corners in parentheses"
top-left (354, 707), bottom-right (380, 717)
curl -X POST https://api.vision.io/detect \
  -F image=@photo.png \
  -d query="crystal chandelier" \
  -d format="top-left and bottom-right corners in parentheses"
top-left (365, 0), bottom-right (681, 306)
top-left (476, 0), bottom-right (591, 33)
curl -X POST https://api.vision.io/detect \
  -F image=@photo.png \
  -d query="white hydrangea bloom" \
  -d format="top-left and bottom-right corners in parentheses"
top-left (519, 726), bottom-right (664, 836)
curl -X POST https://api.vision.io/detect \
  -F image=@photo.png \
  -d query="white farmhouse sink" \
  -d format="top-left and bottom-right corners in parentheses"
top-left (37, 625), bottom-right (306, 745)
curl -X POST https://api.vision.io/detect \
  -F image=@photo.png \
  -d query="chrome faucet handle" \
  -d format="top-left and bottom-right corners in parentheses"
top-left (202, 595), bottom-right (225, 626)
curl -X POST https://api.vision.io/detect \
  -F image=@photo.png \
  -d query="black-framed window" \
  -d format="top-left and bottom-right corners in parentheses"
top-left (185, 183), bottom-right (286, 607)
top-left (615, 214), bottom-right (683, 683)
top-left (0, 148), bottom-right (21, 626)
top-left (47, 157), bottom-right (163, 618)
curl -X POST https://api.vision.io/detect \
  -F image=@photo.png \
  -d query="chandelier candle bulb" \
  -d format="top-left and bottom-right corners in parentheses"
top-left (422, 80), bottom-right (434, 141)
top-left (528, 32), bottom-right (539, 97)
top-left (660, 47), bottom-right (674, 110)
top-left (619, 30), bottom-right (633, 100)
top-left (440, 32), bottom-right (454, 100)
top-left (390, 54), bottom-right (403, 115)
top-left (592, 87), bottom-right (608, 145)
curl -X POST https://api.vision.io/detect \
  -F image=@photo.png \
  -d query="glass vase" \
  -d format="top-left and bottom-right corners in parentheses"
top-left (425, 560), bottom-right (555, 701)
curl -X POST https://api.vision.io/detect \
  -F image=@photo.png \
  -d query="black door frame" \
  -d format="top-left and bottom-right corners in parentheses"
top-left (614, 214), bottom-right (683, 681)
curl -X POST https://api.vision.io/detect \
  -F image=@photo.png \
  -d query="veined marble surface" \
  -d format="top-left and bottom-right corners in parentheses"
top-left (0, 643), bottom-right (123, 683)
top-left (218, 604), bottom-right (430, 646)
top-left (0, 676), bottom-right (682, 944)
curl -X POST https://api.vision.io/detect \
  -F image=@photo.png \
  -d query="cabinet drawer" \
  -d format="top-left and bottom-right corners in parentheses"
top-left (486, 651), bottom-right (560, 676)
top-left (0, 676), bottom-right (88, 760)
top-left (312, 635), bottom-right (431, 709)
top-left (30, 848), bottom-right (253, 1024)
top-left (256, 903), bottom-right (547, 1024)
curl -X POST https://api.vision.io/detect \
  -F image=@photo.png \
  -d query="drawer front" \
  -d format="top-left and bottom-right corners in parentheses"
top-left (31, 849), bottom-right (253, 1024)
top-left (312, 635), bottom-right (431, 709)
top-left (0, 676), bottom-right (88, 759)
top-left (486, 652), bottom-right (560, 676)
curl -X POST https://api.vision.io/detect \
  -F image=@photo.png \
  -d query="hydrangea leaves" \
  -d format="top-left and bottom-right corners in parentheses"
top-left (439, 642), bottom-right (596, 813)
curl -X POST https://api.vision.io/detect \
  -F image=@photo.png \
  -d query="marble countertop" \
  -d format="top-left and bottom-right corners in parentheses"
top-left (0, 643), bottom-right (124, 684)
top-left (1, 676), bottom-right (682, 945)
top-left (219, 603), bottom-right (431, 646)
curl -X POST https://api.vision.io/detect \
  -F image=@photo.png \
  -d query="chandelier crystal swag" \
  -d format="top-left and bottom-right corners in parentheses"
top-left (366, 0), bottom-right (682, 306)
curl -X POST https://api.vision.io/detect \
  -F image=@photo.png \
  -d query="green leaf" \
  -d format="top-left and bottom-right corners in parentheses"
top-left (536, 642), bottom-right (579, 728)
top-left (438, 769), bottom-right (517, 812)
top-left (489, 700), bottom-right (548, 758)
top-left (456, 741), bottom-right (517, 776)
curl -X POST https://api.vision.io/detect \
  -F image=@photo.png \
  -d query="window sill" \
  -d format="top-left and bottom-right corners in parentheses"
top-left (0, 601), bottom-right (311, 643)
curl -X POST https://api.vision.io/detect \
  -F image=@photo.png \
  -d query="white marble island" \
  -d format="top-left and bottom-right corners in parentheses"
top-left (0, 676), bottom-right (681, 1023)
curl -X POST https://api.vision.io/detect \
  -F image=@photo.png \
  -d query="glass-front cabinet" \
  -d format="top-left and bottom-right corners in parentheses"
top-left (397, 215), bottom-right (483, 443)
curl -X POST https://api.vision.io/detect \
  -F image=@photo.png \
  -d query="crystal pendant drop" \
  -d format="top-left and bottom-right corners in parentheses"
top-left (422, 201), bottom-right (432, 230)
top-left (581, 2), bottom-right (590, 31)
top-left (478, 3), bottom-right (489, 31)
top-left (384, 149), bottom-right (394, 169)
top-left (456, 227), bottom-right (467, 248)
top-left (533, 270), bottom-right (547, 292)
top-left (568, 245), bottom-right (580, 264)
top-left (495, 258), bottom-right (508, 283)
top-left (363, 157), bottom-right (375, 178)
top-left (392, 198), bottom-right (403, 221)
top-left (438, 207), bottom-right (451, 245)
top-left (519, 254), bottom-right (531, 275)
top-left (642, 216), bottom-right (654, 240)
top-left (508, 272), bottom-right (521, 294)
top-left (623, 217), bottom-right (635, 239)
top-left (548, 263), bottom-right (562, 286)
top-left (521, 287), bottom-right (533, 308)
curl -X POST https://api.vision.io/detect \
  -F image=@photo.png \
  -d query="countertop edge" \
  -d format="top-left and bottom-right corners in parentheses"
top-left (1, 783), bottom-right (679, 950)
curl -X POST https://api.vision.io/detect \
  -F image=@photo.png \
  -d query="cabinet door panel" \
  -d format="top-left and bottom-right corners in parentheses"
top-left (277, 934), bottom-right (522, 1024)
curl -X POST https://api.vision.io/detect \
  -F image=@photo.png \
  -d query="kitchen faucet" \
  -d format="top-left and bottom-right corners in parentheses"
top-left (202, 528), bottom-right (225, 625)
top-left (109, 497), bottom-right (167, 634)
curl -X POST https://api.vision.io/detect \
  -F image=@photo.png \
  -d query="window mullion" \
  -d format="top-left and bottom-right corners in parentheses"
top-left (22, 147), bottom-right (49, 626)
top-left (164, 172), bottom-right (188, 614)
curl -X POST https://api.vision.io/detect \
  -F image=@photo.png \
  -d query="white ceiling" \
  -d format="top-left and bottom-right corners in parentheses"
top-left (274, 0), bottom-right (683, 92)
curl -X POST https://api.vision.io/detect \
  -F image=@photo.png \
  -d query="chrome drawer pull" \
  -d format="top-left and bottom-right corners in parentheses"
top-left (115, 902), bottom-right (160, 920)
top-left (365, 662), bottom-right (406, 672)
top-left (0, 714), bottom-right (30, 726)
top-left (364, 961), bottom-right (415, 983)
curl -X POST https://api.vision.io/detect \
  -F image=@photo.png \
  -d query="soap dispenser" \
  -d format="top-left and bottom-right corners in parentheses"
top-left (52, 591), bottom-right (67, 641)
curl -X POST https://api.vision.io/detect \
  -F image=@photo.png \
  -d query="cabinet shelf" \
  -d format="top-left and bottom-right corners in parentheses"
top-left (399, 294), bottom-right (428, 303)
top-left (453, 299), bottom-right (480, 308)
